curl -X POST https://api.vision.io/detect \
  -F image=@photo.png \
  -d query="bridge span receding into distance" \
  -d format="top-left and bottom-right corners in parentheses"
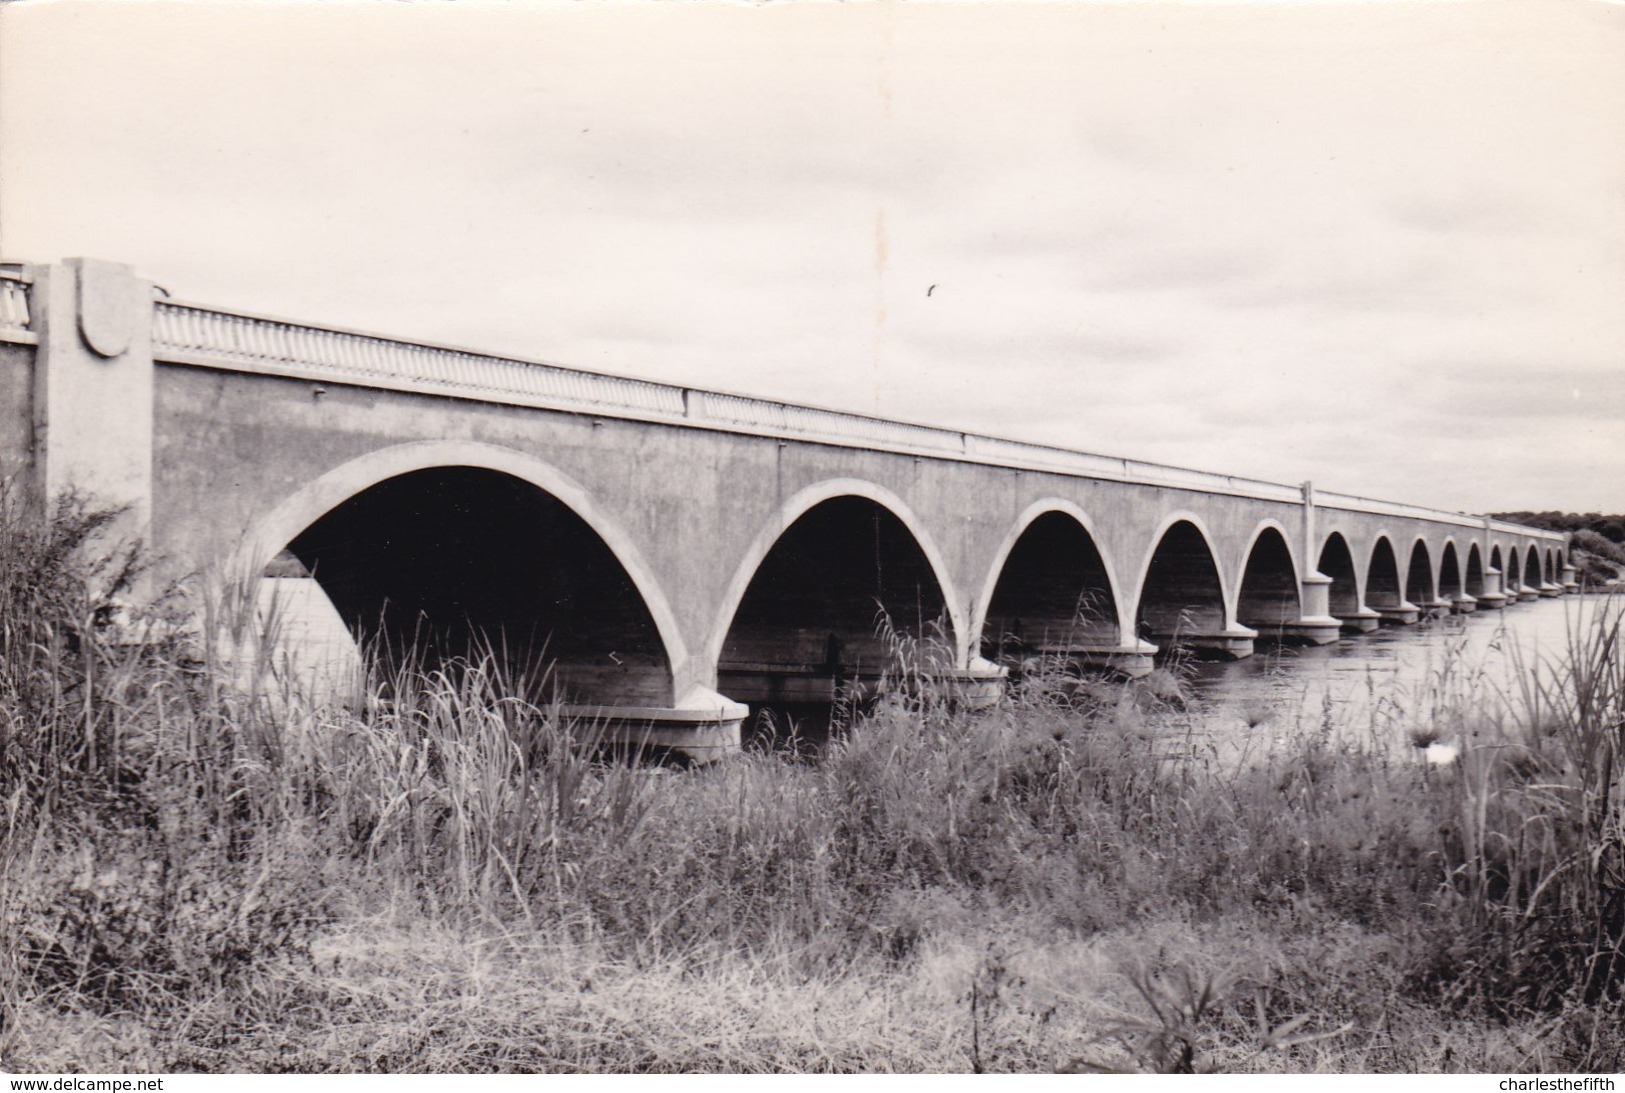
top-left (0, 258), bottom-right (1576, 756)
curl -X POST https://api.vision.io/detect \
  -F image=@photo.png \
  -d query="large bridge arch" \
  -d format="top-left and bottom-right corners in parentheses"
top-left (228, 438), bottom-right (691, 702)
top-left (1234, 519), bottom-right (1303, 634)
top-left (1131, 511), bottom-right (1250, 654)
top-left (1317, 531), bottom-right (1363, 616)
top-left (704, 478), bottom-right (967, 690)
top-left (972, 498), bottom-right (1125, 661)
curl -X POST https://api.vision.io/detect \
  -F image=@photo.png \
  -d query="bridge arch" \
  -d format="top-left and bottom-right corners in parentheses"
top-left (1366, 534), bottom-right (1404, 610)
top-left (1406, 538), bottom-right (1436, 606)
top-left (705, 479), bottom-right (965, 688)
top-left (1317, 531), bottom-right (1362, 616)
top-left (1525, 548), bottom-right (1543, 590)
top-left (229, 439), bottom-right (689, 700)
top-left (1439, 539), bottom-right (1464, 601)
top-left (1507, 546), bottom-right (1522, 592)
top-left (1132, 512), bottom-right (1232, 642)
top-left (973, 499), bottom-right (1123, 662)
top-left (1465, 542), bottom-right (1486, 598)
top-left (1235, 520), bottom-right (1302, 634)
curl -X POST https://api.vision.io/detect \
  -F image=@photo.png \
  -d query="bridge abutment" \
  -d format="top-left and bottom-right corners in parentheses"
top-left (29, 259), bottom-right (156, 553)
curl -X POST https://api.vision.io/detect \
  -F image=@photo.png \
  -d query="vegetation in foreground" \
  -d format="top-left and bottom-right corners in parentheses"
top-left (2, 494), bottom-right (1624, 1073)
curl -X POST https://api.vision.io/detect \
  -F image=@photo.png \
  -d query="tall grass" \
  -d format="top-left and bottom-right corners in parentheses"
top-left (2, 493), bottom-right (1623, 1071)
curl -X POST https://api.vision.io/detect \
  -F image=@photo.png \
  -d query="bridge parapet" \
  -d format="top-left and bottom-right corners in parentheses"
top-left (149, 296), bottom-right (1396, 507)
top-left (154, 300), bottom-right (689, 417)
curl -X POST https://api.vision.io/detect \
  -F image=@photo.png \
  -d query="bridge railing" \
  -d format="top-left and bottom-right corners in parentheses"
top-left (154, 301), bottom-right (688, 417)
top-left (145, 296), bottom-right (1564, 538)
top-left (0, 271), bottom-right (33, 344)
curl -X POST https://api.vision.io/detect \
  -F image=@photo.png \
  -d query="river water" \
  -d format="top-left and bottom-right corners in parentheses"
top-left (256, 576), bottom-right (1617, 757)
top-left (1171, 594), bottom-right (1618, 760)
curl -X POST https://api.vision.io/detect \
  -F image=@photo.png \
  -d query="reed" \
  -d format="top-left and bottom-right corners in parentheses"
top-left (2, 494), bottom-right (1622, 1071)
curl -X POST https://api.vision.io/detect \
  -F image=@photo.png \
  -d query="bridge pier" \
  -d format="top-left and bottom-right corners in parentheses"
top-left (1155, 627), bottom-right (1257, 659)
top-left (1378, 602), bottom-right (1423, 625)
top-left (1277, 572), bottom-right (1342, 644)
top-left (1475, 568), bottom-right (1508, 610)
top-left (1011, 636), bottom-right (1159, 679)
top-left (566, 686), bottom-right (748, 762)
top-left (1451, 594), bottom-right (1478, 614)
top-left (1562, 563), bottom-right (1580, 592)
top-left (1337, 609), bottom-right (1382, 633)
top-left (717, 653), bottom-right (1007, 723)
top-left (1538, 581), bottom-right (1563, 598)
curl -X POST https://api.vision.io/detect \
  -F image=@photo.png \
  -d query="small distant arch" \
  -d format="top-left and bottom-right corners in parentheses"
top-left (1406, 538), bottom-right (1435, 606)
top-left (1439, 540), bottom-right (1463, 600)
top-left (1366, 535), bottom-right (1403, 609)
top-left (1465, 542), bottom-right (1485, 598)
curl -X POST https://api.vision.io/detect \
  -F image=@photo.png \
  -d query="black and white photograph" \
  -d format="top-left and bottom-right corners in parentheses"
top-left (1, 0), bottom-right (1623, 1077)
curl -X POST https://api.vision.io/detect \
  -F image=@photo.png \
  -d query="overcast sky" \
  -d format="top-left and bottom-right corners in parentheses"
top-left (2, 0), bottom-right (1622, 513)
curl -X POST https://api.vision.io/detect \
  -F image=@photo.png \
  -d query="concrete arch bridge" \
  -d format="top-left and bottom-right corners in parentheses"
top-left (0, 260), bottom-right (1575, 755)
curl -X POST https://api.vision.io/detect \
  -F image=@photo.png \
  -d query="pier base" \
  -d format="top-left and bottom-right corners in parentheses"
top-left (566, 686), bottom-right (748, 763)
top-left (1275, 615), bottom-right (1343, 645)
top-left (1152, 627), bottom-right (1257, 659)
top-left (1337, 609), bottom-right (1383, 633)
top-left (1023, 639), bottom-right (1159, 679)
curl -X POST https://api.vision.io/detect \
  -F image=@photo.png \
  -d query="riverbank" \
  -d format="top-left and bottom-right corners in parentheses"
top-left (3, 504), bottom-right (1623, 1072)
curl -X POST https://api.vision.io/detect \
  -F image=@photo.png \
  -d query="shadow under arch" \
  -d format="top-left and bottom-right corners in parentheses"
top-left (1367, 535), bottom-right (1404, 612)
top-left (1439, 540), bottom-right (1464, 601)
top-left (1525, 547), bottom-right (1543, 590)
top-left (1465, 542), bottom-right (1486, 598)
top-left (1236, 521), bottom-right (1302, 636)
top-left (1318, 531), bottom-right (1362, 616)
top-left (1406, 538), bottom-right (1436, 609)
top-left (229, 440), bottom-right (689, 702)
top-left (708, 480), bottom-right (964, 718)
top-left (1133, 514), bottom-right (1243, 656)
top-left (974, 500), bottom-right (1123, 665)
top-left (1507, 547), bottom-right (1523, 593)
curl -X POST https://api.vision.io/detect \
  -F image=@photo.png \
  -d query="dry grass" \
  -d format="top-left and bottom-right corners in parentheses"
top-left (2, 492), bottom-right (1623, 1072)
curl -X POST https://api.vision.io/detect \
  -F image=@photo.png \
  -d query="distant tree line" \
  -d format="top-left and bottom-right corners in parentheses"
top-left (1493, 511), bottom-right (1625, 544)
top-left (1495, 512), bottom-right (1625, 583)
